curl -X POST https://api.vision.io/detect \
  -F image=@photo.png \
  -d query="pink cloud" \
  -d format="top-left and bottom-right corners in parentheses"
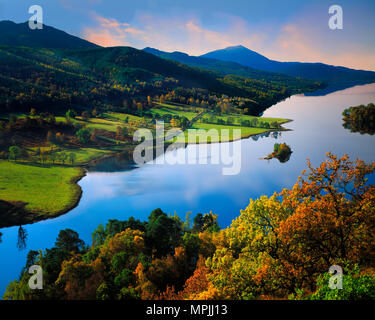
top-left (266, 23), bottom-right (375, 71)
top-left (80, 12), bottom-right (375, 71)
top-left (82, 14), bottom-right (143, 47)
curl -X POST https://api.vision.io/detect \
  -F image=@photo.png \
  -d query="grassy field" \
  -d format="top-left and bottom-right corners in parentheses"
top-left (200, 113), bottom-right (290, 126)
top-left (56, 114), bottom-right (144, 132)
top-left (169, 122), bottom-right (270, 143)
top-left (0, 107), bottom-right (290, 226)
top-left (0, 160), bottom-right (84, 220)
top-left (53, 147), bottom-right (112, 164)
top-left (150, 105), bottom-right (200, 120)
top-left (156, 102), bottom-right (205, 113)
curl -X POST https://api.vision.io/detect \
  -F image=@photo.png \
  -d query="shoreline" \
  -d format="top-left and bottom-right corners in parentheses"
top-left (182, 120), bottom-right (293, 145)
top-left (0, 119), bottom-right (293, 228)
top-left (0, 166), bottom-right (86, 228)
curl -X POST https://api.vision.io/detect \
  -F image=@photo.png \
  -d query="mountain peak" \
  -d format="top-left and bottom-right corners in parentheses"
top-left (200, 45), bottom-right (272, 69)
top-left (225, 45), bottom-right (248, 50)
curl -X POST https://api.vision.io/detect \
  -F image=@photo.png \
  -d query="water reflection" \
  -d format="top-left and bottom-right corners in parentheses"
top-left (16, 226), bottom-right (27, 251)
top-left (1, 83), bottom-right (375, 296)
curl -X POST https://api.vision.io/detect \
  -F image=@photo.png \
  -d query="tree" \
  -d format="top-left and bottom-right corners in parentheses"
top-left (277, 153), bottom-right (375, 280)
top-left (90, 129), bottom-right (98, 143)
top-left (58, 152), bottom-right (68, 164)
top-left (66, 109), bottom-right (76, 119)
top-left (69, 153), bottom-right (76, 165)
top-left (193, 213), bottom-right (220, 233)
top-left (76, 128), bottom-right (90, 144)
top-left (226, 117), bottom-right (234, 125)
top-left (81, 111), bottom-right (90, 121)
top-left (116, 126), bottom-right (128, 139)
top-left (46, 130), bottom-right (55, 144)
top-left (307, 264), bottom-right (375, 300)
top-left (146, 208), bottom-right (182, 257)
top-left (9, 146), bottom-right (21, 161)
top-left (49, 152), bottom-right (56, 164)
top-left (20, 149), bottom-right (29, 161)
top-left (179, 117), bottom-right (189, 129)
top-left (55, 229), bottom-right (85, 254)
top-left (207, 153), bottom-right (375, 299)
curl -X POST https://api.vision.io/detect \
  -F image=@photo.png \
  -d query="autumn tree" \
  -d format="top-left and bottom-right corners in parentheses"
top-left (207, 153), bottom-right (375, 298)
top-left (81, 111), bottom-right (90, 121)
top-left (30, 108), bottom-right (37, 116)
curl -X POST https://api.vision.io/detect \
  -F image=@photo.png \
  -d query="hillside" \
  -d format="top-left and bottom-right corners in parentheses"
top-left (0, 44), bottom-right (259, 114)
top-left (201, 45), bottom-right (375, 88)
top-left (143, 47), bottom-right (324, 91)
top-left (0, 20), bottom-right (324, 116)
top-left (0, 20), bottom-right (99, 49)
top-left (0, 45), bottom-right (232, 114)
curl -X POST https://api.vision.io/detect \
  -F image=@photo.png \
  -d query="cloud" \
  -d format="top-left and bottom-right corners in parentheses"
top-left (272, 24), bottom-right (324, 63)
top-left (82, 14), bottom-right (143, 47)
top-left (81, 11), bottom-right (375, 71)
top-left (82, 13), bottom-right (266, 55)
top-left (268, 23), bottom-right (375, 71)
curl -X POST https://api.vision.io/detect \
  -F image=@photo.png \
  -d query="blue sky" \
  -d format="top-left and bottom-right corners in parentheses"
top-left (1, 0), bottom-right (375, 70)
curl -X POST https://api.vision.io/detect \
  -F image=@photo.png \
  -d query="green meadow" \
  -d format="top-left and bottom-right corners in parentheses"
top-left (0, 105), bottom-right (289, 224)
top-left (150, 103), bottom-right (201, 120)
top-left (169, 122), bottom-right (271, 144)
top-left (0, 160), bottom-right (84, 219)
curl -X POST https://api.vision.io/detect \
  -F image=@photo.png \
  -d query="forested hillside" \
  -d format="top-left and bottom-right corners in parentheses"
top-left (201, 45), bottom-right (375, 88)
top-left (4, 154), bottom-right (375, 300)
top-left (0, 21), bottom-right (324, 117)
top-left (0, 21), bottom-right (98, 49)
top-left (143, 47), bottom-right (324, 91)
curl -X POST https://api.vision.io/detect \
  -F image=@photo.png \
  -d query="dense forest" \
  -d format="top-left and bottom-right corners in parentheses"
top-left (4, 153), bottom-right (375, 300)
top-left (0, 21), bottom-right (326, 118)
top-left (342, 102), bottom-right (375, 135)
top-left (0, 45), bottom-right (323, 117)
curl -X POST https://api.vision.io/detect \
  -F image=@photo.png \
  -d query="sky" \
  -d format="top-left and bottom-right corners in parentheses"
top-left (1, 0), bottom-right (375, 71)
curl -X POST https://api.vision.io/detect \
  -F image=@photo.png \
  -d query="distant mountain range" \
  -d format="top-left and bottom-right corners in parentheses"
top-left (144, 45), bottom-right (375, 92)
top-left (143, 47), bottom-right (321, 90)
top-left (200, 45), bottom-right (375, 89)
top-left (0, 21), bottom-right (323, 116)
top-left (0, 20), bottom-right (373, 116)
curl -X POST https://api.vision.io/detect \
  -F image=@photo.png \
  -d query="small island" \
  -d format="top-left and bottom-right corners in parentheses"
top-left (0, 105), bottom-right (290, 227)
top-left (342, 102), bottom-right (375, 135)
top-left (263, 142), bottom-right (292, 163)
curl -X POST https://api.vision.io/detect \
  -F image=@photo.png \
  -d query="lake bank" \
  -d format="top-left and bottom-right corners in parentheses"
top-left (0, 113), bottom-right (291, 226)
top-left (0, 161), bottom-right (86, 227)
top-left (1, 83), bottom-right (375, 297)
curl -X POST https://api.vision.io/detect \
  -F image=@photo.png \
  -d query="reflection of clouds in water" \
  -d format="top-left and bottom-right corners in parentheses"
top-left (85, 136), bottom-right (294, 204)
top-left (81, 82), bottom-right (375, 212)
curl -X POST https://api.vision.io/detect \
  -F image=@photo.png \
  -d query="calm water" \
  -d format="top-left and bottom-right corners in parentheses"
top-left (1, 83), bottom-right (375, 296)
